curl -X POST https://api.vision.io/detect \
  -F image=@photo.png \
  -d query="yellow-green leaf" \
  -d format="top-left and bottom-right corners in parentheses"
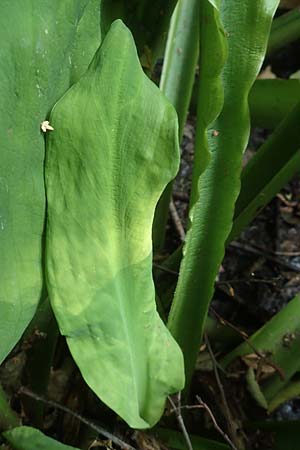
top-left (45, 20), bottom-right (184, 429)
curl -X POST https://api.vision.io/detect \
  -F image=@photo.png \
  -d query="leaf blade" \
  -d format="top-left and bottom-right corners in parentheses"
top-left (45, 20), bottom-right (184, 428)
top-left (3, 426), bottom-right (79, 450)
top-left (168, 0), bottom-right (280, 384)
top-left (0, 0), bottom-right (100, 364)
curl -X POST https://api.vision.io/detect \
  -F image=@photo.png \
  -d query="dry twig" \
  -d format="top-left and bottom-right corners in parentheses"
top-left (210, 308), bottom-right (285, 381)
top-left (169, 199), bottom-right (186, 242)
top-left (230, 241), bottom-right (300, 273)
top-left (19, 387), bottom-right (136, 450)
top-left (168, 393), bottom-right (193, 450)
top-left (195, 396), bottom-right (239, 450)
top-left (205, 334), bottom-right (241, 450)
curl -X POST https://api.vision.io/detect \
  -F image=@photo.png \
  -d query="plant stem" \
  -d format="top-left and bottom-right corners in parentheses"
top-left (168, 0), bottom-right (227, 384)
top-left (153, 0), bottom-right (200, 250)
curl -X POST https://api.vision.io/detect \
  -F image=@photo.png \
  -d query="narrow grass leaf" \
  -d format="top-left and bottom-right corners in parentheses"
top-left (168, 0), bottom-right (279, 384)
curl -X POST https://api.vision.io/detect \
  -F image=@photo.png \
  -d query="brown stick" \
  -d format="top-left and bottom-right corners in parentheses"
top-left (168, 394), bottom-right (194, 450)
top-left (19, 387), bottom-right (136, 450)
top-left (205, 335), bottom-right (242, 450)
top-left (169, 199), bottom-right (186, 242)
top-left (195, 396), bottom-right (239, 450)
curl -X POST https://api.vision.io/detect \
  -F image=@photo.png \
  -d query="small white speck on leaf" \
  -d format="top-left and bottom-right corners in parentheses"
top-left (41, 121), bottom-right (54, 133)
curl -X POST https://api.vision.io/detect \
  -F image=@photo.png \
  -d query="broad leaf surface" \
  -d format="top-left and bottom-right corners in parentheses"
top-left (0, 0), bottom-right (100, 363)
top-left (3, 426), bottom-right (79, 450)
top-left (45, 20), bottom-right (184, 429)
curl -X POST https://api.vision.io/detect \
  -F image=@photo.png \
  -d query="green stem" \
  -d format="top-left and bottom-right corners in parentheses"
top-left (267, 8), bottom-right (300, 55)
top-left (168, 0), bottom-right (227, 385)
top-left (152, 0), bottom-right (200, 251)
top-left (168, 0), bottom-right (279, 386)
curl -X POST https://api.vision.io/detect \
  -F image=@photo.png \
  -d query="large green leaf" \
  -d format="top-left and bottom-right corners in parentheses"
top-left (0, 0), bottom-right (100, 364)
top-left (3, 426), bottom-right (79, 450)
top-left (45, 20), bottom-right (184, 429)
top-left (168, 0), bottom-right (280, 384)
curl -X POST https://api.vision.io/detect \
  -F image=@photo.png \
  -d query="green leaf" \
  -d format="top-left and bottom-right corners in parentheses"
top-left (3, 426), bottom-right (79, 450)
top-left (249, 79), bottom-right (300, 130)
top-left (222, 295), bottom-right (300, 407)
top-left (45, 20), bottom-right (184, 429)
top-left (168, 0), bottom-right (227, 384)
top-left (246, 420), bottom-right (300, 450)
top-left (0, 0), bottom-right (100, 364)
top-left (269, 379), bottom-right (300, 412)
top-left (168, 0), bottom-right (279, 384)
top-left (229, 101), bottom-right (300, 242)
top-left (246, 368), bottom-right (268, 410)
top-left (153, 0), bottom-right (200, 250)
top-left (268, 8), bottom-right (300, 55)
top-left (189, 0), bottom-right (227, 206)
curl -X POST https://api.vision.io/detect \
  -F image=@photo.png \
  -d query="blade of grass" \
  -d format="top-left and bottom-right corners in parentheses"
top-left (267, 7), bottom-right (300, 55)
top-left (168, 0), bottom-right (227, 383)
top-left (192, 78), bottom-right (300, 130)
top-left (160, 90), bottom-right (300, 276)
top-left (229, 101), bottom-right (300, 241)
top-left (222, 295), bottom-right (300, 408)
top-left (153, 0), bottom-right (200, 250)
top-left (249, 79), bottom-right (300, 129)
top-left (168, 0), bottom-right (279, 385)
top-left (268, 379), bottom-right (300, 412)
